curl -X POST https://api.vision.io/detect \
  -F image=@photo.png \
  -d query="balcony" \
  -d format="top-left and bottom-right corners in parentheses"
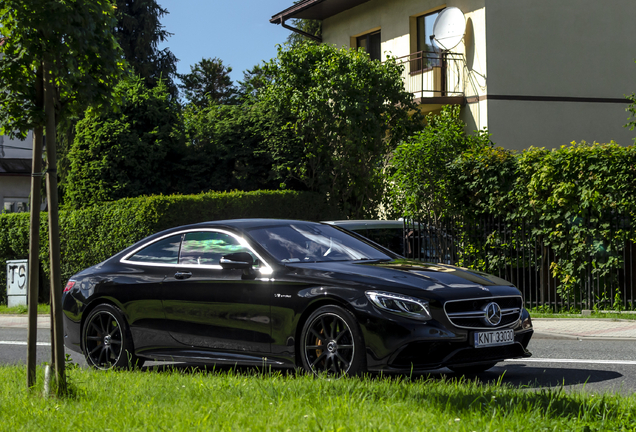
top-left (394, 51), bottom-right (467, 106)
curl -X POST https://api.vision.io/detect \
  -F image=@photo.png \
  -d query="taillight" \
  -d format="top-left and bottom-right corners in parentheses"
top-left (63, 281), bottom-right (75, 293)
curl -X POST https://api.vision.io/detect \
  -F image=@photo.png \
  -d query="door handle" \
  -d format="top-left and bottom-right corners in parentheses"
top-left (174, 272), bottom-right (192, 280)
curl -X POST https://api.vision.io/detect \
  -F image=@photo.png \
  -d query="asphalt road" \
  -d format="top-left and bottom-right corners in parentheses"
top-left (1, 328), bottom-right (635, 394)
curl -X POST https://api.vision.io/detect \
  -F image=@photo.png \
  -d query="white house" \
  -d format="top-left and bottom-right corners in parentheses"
top-left (0, 132), bottom-right (32, 213)
top-left (271, 0), bottom-right (636, 151)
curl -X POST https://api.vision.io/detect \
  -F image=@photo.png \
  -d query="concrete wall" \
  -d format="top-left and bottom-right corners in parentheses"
top-left (485, 0), bottom-right (636, 150)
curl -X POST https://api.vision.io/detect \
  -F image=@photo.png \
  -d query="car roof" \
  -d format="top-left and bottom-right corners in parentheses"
top-left (323, 220), bottom-right (405, 230)
top-left (185, 218), bottom-right (324, 229)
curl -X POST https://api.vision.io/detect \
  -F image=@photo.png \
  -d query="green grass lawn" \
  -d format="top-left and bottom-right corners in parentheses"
top-left (0, 303), bottom-right (50, 315)
top-left (2, 366), bottom-right (635, 431)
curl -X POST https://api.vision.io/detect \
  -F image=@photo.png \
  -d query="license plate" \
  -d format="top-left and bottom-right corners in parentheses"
top-left (474, 329), bottom-right (514, 348)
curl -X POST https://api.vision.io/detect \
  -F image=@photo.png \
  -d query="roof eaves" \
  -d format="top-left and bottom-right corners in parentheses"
top-left (270, 0), bottom-right (325, 24)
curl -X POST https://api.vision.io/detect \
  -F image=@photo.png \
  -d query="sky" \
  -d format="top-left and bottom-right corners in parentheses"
top-left (156, 0), bottom-right (296, 84)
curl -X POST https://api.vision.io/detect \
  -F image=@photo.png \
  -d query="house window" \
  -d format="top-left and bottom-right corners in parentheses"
top-left (416, 11), bottom-right (439, 53)
top-left (414, 11), bottom-right (441, 71)
top-left (356, 30), bottom-right (381, 61)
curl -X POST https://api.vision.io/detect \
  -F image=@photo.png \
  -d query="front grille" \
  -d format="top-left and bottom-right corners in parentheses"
top-left (444, 296), bottom-right (522, 329)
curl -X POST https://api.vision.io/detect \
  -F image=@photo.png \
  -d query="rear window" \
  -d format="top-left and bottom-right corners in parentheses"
top-left (127, 234), bottom-right (182, 264)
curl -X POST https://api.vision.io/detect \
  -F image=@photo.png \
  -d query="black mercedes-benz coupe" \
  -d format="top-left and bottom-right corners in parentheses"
top-left (62, 219), bottom-right (533, 375)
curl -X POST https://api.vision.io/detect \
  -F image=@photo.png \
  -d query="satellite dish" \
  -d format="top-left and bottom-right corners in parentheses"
top-left (431, 7), bottom-right (466, 51)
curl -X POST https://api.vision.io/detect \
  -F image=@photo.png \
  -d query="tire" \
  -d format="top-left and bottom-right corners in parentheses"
top-left (82, 304), bottom-right (143, 370)
top-left (300, 305), bottom-right (366, 377)
top-left (448, 362), bottom-right (497, 375)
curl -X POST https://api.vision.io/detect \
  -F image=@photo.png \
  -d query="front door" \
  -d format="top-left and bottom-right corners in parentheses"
top-left (161, 230), bottom-right (272, 353)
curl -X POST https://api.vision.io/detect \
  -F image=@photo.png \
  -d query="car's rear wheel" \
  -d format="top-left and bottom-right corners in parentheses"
top-left (448, 362), bottom-right (497, 374)
top-left (82, 304), bottom-right (143, 370)
top-left (300, 305), bottom-right (366, 377)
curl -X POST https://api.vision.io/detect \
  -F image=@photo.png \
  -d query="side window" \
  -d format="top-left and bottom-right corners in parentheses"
top-left (179, 231), bottom-right (256, 266)
top-left (128, 234), bottom-right (182, 264)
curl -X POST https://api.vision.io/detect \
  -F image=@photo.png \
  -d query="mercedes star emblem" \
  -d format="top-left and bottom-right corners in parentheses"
top-left (484, 302), bottom-right (502, 326)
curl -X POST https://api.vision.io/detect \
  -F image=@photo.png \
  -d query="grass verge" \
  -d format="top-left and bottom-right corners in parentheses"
top-left (0, 303), bottom-right (50, 315)
top-left (2, 365), bottom-right (636, 431)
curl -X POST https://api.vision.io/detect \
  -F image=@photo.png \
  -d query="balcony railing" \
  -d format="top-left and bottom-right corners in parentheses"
top-left (394, 51), bottom-right (466, 101)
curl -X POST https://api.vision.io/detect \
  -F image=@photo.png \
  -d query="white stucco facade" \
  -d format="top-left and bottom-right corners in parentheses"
top-left (318, 0), bottom-right (636, 150)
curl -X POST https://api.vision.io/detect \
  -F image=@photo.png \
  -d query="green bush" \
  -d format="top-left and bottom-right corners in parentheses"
top-left (64, 77), bottom-right (186, 209)
top-left (0, 190), bottom-right (341, 304)
top-left (449, 141), bottom-right (636, 304)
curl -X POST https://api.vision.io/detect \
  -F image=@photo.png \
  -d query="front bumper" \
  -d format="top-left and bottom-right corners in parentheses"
top-left (379, 330), bottom-right (533, 372)
top-left (357, 306), bottom-right (534, 372)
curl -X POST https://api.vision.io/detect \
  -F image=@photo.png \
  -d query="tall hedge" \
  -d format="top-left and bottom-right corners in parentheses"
top-left (450, 141), bottom-right (636, 303)
top-left (0, 190), bottom-right (342, 304)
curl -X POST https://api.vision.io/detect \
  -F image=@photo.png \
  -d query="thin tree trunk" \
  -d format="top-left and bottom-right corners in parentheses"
top-left (27, 65), bottom-right (44, 389)
top-left (43, 57), bottom-right (66, 396)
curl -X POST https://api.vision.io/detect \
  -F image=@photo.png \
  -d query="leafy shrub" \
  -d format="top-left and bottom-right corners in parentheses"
top-left (64, 77), bottom-right (186, 209)
top-left (399, 138), bottom-right (636, 305)
top-left (260, 42), bottom-right (421, 218)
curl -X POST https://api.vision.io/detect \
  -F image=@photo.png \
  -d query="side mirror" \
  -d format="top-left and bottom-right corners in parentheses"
top-left (220, 252), bottom-right (254, 270)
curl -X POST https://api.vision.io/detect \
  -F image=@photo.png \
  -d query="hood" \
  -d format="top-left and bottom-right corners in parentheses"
top-left (283, 259), bottom-right (519, 301)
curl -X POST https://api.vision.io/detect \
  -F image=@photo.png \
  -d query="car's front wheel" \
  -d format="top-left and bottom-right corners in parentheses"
top-left (82, 304), bottom-right (143, 370)
top-left (300, 305), bottom-right (366, 377)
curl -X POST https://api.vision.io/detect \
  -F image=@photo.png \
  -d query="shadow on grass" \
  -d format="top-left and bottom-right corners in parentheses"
top-left (137, 360), bottom-right (621, 391)
top-left (129, 361), bottom-right (633, 425)
top-left (409, 364), bottom-right (622, 390)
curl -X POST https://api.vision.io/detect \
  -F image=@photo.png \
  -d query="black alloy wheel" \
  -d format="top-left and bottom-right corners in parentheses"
top-left (82, 304), bottom-right (142, 370)
top-left (448, 361), bottom-right (497, 374)
top-left (300, 305), bottom-right (366, 376)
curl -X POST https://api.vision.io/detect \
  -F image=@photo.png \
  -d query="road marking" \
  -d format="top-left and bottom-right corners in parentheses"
top-left (0, 341), bottom-right (50, 346)
top-left (505, 358), bottom-right (636, 366)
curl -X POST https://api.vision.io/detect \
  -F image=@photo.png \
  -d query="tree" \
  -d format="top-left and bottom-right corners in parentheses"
top-left (65, 77), bottom-right (185, 208)
top-left (236, 63), bottom-right (272, 100)
top-left (257, 42), bottom-right (421, 218)
top-left (0, 1), bottom-right (125, 138)
top-left (0, 0), bottom-right (125, 395)
top-left (386, 105), bottom-right (492, 221)
top-left (179, 57), bottom-right (235, 107)
top-left (181, 101), bottom-right (279, 193)
top-left (286, 18), bottom-right (321, 45)
top-left (56, 0), bottom-right (178, 198)
top-left (113, 0), bottom-right (178, 95)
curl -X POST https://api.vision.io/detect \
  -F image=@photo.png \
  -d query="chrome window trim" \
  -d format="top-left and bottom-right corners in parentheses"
top-left (443, 295), bottom-right (523, 330)
top-left (120, 228), bottom-right (273, 275)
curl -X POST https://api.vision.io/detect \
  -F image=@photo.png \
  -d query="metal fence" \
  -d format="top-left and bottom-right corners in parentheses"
top-left (394, 51), bottom-right (466, 99)
top-left (402, 216), bottom-right (636, 311)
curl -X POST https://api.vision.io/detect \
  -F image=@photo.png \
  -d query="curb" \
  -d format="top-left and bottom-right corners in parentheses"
top-left (532, 331), bottom-right (636, 341)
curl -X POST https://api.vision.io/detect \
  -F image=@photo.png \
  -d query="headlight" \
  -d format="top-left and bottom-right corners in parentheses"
top-left (365, 291), bottom-right (432, 321)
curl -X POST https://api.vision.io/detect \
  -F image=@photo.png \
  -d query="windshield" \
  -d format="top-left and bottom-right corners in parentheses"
top-left (247, 223), bottom-right (393, 263)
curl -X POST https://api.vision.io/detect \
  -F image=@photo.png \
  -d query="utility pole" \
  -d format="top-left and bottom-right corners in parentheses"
top-left (43, 56), bottom-right (66, 396)
top-left (26, 65), bottom-right (44, 389)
